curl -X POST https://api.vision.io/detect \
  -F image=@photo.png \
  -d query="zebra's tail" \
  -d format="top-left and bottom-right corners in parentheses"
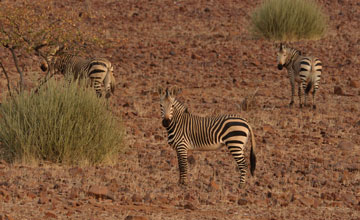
top-left (305, 81), bottom-right (312, 94)
top-left (110, 71), bottom-right (116, 94)
top-left (249, 124), bottom-right (256, 176)
top-left (104, 66), bottom-right (115, 99)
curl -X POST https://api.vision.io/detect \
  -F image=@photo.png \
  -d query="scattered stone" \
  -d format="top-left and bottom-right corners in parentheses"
top-left (187, 155), bottom-right (196, 165)
top-left (237, 198), bottom-right (248, 206)
top-left (209, 180), bottom-right (219, 191)
top-left (184, 202), bottom-right (196, 210)
top-left (263, 124), bottom-right (275, 134)
top-left (131, 194), bottom-right (143, 203)
top-left (341, 192), bottom-right (357, 205)
top-left (69, 187), bottom-right (80, 199)
top-left (44, 211), bottom-right (57, 218)
top-left (338, 141), bottom-right (355, 152)
top-left (68, 167), bottom-right (83, 176)
top-left (143, 192), bottom-right (152, 203)
top-left (38, 191), bottom-right (48, 204)
top-left (125, 216), bottom-right (148, 220)
top-left (27, 192), bottom-right (37, 199)
top-left (88, 185), bottom-right (114, 201)
top-left (334, 86), bottom-right (344, 95)
top-left (349, 79), bottom-right (360, 88)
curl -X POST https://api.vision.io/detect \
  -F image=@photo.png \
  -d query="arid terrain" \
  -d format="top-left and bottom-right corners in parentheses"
top-left (0, 0), bottom-right (359, 219)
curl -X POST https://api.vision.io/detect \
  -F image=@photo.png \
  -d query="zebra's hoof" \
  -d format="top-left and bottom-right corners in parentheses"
top-left (238, 183), bottom-right (245, 189)
top-left (299, 104), bottom-right (303, 108)
top-left (313, 105), bottom-right (316, 109)
top-left (289, 101), bottom-right (294, 107)
top-left (105, 93), bottom-right (111, 99)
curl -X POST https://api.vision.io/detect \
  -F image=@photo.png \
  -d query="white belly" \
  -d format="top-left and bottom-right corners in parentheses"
top-left (193, 142), bottom-right (225, 151)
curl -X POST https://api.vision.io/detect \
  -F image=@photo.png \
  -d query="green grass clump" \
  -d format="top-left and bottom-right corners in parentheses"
top-left (250, 0), bottom-right (328, 42)
top-left (0, 79), bottom-right (125, 165)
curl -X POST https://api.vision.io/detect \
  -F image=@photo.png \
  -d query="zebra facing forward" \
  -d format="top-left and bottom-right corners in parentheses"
top-left (277, 44), bottom-right (322, 109)
top-left (42, 53), bottom-right (115, 98)
top-left (158, 87), bottom-right (256, 188)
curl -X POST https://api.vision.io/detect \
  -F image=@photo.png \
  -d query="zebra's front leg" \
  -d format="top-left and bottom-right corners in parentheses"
top-left (176, 146), bottom-right (188, 185)
top-left (289, 73), bottom-right (295, 107)
top-left (227, 144), bottom-right (247, 188)
top-left (298, 82), bottom-right (303, 108)
top-left (91, 78), bottom-right (102, 97)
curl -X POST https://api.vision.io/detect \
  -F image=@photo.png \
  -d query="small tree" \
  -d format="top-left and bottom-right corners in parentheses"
top-left (249, 0), bottom-right (328, 42)
top-left (0, 1), bottom-right (105, 94)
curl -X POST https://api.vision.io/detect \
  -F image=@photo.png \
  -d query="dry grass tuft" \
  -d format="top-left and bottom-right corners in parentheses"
top-left (0, 78), bottom-right (125, 165)
top-left (250, 0), bottom-right (328, 42)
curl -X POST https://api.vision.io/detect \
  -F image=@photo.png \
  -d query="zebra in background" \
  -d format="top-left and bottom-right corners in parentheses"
top-left (41, 51), bottom-right (115, 98)
top-left (277, 44), bottom-right (322, 109)
top-left (158, 87), bottom-right (256, 188)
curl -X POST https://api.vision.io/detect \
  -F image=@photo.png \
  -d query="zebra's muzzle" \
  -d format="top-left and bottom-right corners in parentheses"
top-left (162, 118), bottom-right (171, 127)
top-left (277, 64), bottom-right (283, 70)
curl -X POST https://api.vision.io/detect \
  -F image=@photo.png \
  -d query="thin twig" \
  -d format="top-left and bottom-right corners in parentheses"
top-left (0, 61), bottom-right (12, 97)
top-left (8, 47), bottom-right (24, 93)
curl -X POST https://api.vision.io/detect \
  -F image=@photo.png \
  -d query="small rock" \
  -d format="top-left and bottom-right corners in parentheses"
top-left (338, 141), bottom-right (355, 152)
top-left (349, 80), bottom-right (360, 88)
top-left (334, 86), bottom-right (344, 95)
top-left (69, 187), bottom-right (79, 199)
top-left (341, 192), bottom-right (357, 205)
top-left (209, 180), bottom-right (219, 191)
top-left (187, 155), bottom-right (196, 165)
top-left (237, 199), bottom-right (248, 206)
top-left (88, 185), bottom-right (114, 201)
top-left (143, 193), bottom-right (152, 203)
top-left (68, 167), bottom-right (83, 176)
top-left (131, 194), bottom-right (143, 203)
top-left (227, 195), bottom-right (237, 203)
top-left (27, 192), bottom-right (37, 199)
top-left (184, 202), bottom-right (196, 210)
top-left (125, 216), bottom-right (148, 220)
top-left (38, 191), bottom-right (48, 204)
top-left (44, 211), bottom-right (57, 218)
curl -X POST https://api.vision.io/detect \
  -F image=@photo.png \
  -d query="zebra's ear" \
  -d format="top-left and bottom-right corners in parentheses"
top-left (171, 86), bottom-right (182, 96)
top-left (279, 43), bottom-right (284, 51)
top-left (157, 86), bottom-right (164, 96)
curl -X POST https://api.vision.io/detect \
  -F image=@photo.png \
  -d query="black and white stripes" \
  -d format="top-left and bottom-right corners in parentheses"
top-left (277, 44), bottom-right (322, 109)
top-left (44, 54), bottom-right (115, 98)
top-left (159, 87), bottom-right (256, 187)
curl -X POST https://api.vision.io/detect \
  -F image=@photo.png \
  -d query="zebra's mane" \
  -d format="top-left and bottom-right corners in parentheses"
top-left (285, 47), bottom-right (302, 68)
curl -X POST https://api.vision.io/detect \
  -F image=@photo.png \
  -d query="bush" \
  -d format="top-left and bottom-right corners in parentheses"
top-left (250, 0), bottom-right (328, 42)
top-left (0, 79), bottom-right (125, 165)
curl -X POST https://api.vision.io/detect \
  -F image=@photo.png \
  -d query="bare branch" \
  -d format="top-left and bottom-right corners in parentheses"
top-left (9, 47), bottom-right (24, 93)
top-left (0, 61), bottom-right (12, 97)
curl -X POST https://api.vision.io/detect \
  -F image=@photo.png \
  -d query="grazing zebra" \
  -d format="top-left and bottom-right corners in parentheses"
top-left (42, 53), bottom-right (115, 98)
top-left (158, 87), bottom-right (256, 188)
top-left (277, 44), bottom-right (322, 109)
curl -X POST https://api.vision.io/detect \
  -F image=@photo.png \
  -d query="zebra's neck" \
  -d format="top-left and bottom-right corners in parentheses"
top-left (285, 48), bottom-right (301, 68)
top-left (166, 99), bottom-right (188, 130)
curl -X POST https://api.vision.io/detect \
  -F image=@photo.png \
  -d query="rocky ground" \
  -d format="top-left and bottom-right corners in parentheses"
top-left (0, 0), bottom-right (359, 219)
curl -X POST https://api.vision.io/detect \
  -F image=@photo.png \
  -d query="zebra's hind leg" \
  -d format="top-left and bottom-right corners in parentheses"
top-left (298, 82), bottom-right (303, 108)
top-left (312, 89), bottom-right (317, 109)
top-left (176, 146), bottom-right (189, 185)
top-left (227, 144), bottom-right (247, 188)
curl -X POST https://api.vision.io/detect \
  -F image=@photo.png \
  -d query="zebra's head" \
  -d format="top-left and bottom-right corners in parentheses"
top-left (158, 87), bottom-right (181, 128)
top-left (277, 43), bottom-right (288, 70)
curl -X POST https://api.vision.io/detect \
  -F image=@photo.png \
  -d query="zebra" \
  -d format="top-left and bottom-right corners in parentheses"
top-left (158, 87), bottom-right (256, 188)
top-left (277, 44), bottom-right (322, 109)
top-left (42, 53), bottom-right (115, 98)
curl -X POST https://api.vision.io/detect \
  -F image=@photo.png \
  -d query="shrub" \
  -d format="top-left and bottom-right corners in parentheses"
top-left (250, 0), bottom-right (328, 42)
top-left (0, 79), bottom-right (125, 165)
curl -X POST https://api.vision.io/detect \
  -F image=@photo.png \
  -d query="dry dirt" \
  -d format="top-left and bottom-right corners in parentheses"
top-left (0, 0), bottom-right (359, 219)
